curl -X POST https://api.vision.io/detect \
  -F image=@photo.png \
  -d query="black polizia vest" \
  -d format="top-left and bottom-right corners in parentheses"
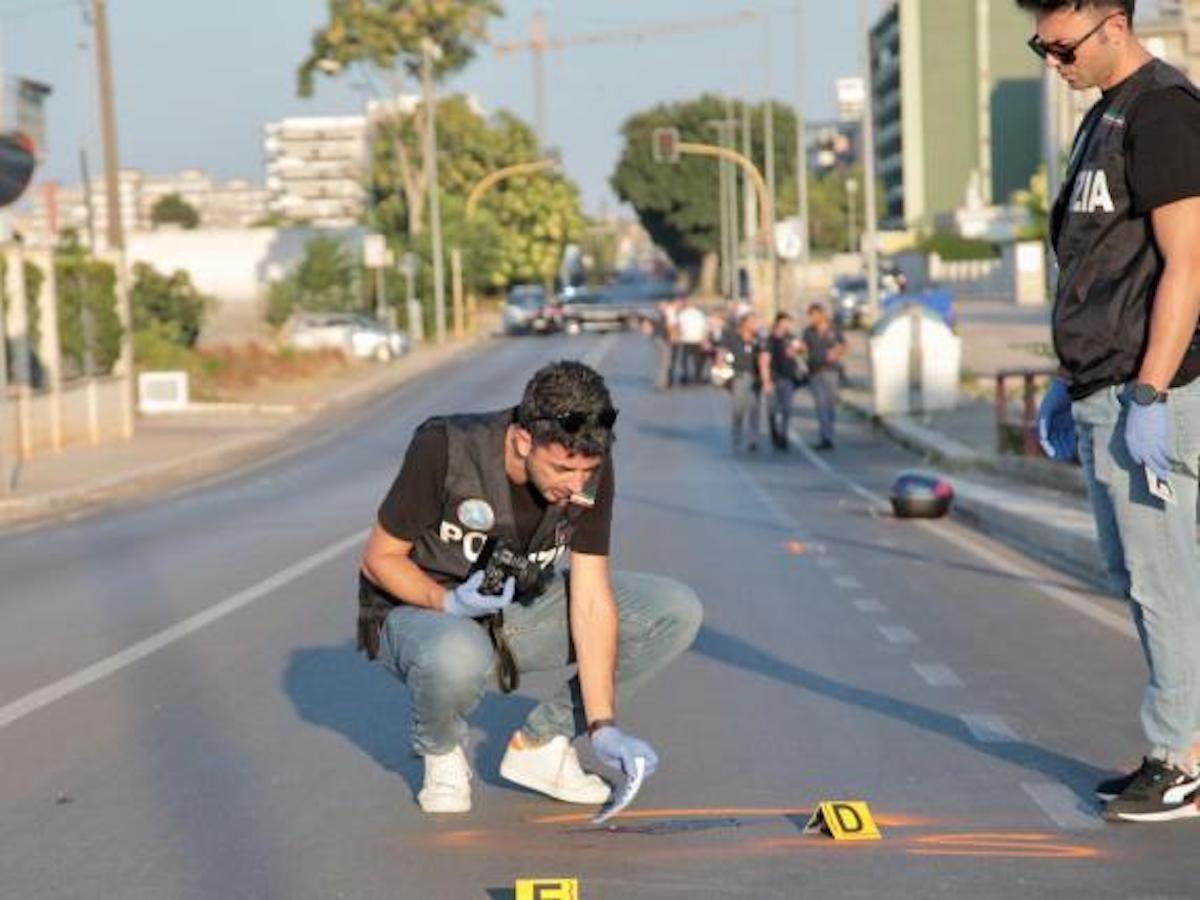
top-left (1051, 59), bottom-right (1200, 401)
top-left (406, 409), bottom-right (575, 602)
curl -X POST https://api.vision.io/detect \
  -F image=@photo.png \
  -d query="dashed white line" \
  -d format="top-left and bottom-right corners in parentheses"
top-left (833, 575), bottom-right (863, 590)
top-left (878, 625), bottom-right (919, 645)
top-left (853, 599), bottom-right (888, 614)
top-left (912, 662), bottom-right (965, 688)
top-left (815, 557), bottom-right (840, 569)
top-left (960, 714), bottom-right (1020, 743)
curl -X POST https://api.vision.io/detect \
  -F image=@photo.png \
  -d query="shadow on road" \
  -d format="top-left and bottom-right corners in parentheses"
top-left (693, 624), bottom-right (1107, 800)
top-left (284, 641), bottom-right (540, 795)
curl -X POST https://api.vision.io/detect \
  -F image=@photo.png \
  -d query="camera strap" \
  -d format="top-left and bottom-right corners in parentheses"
top-left (487, 611), bottom-right (521, 694)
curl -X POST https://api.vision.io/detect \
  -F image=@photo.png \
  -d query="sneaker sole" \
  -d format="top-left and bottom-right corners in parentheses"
top-left (499, 760), bottom-right (611, 805)
top-left (1105, 803), bottom-right (1200, 823)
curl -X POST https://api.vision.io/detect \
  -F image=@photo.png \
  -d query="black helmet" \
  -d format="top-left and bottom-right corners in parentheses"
top-left (890, 470), bottom-right (954, 519)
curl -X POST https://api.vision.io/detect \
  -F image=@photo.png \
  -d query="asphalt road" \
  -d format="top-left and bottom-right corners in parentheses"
top-left (0, 333), bottom-right (1194, 900)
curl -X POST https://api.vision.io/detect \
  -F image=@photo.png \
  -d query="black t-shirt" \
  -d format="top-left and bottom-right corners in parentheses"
top-left (801, 324), bottom-right (844, 372)
top-left (723, 332), bottom-right (765, 377)
top-left (1123, 85), bottom-right (1200, 215)
top-left (378, 423), bottom-right (615, 556)
top-left (1122, 84), bottom-right (1200, 385)
top-left (768, 333), bottom-right (800, 381)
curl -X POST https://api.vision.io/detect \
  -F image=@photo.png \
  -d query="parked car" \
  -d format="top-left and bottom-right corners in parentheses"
top-left (829, 269), bottom-right (905, 329)
top-left (284, 313), bottom-right (409, 361)
top-left (503, 285), bottom-right (556, 335)
top-left (559, 277), bottom-right (677, 335)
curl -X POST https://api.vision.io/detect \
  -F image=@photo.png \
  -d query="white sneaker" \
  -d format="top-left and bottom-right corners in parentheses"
top-left (499, 733), bottom-right (612, 805)
top-left (417, 746), bottom-right (472, 813)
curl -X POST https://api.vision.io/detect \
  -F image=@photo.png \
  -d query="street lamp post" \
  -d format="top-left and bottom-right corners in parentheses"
top-left (846, 177), bottom-right (859, 253)
top-left (858, 0), bottom-right (881, 321)
top-left (421, 39), bottom-right (447, 344)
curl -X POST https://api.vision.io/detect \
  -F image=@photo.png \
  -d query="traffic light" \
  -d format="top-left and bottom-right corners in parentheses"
top-left (0, 132), bottom-right (36, 208)
top-left (651, 127), bottom-right (680, 164)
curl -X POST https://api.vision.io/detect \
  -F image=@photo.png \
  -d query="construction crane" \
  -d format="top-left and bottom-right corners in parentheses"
top-left (492, 9), bottom-right (761, 150)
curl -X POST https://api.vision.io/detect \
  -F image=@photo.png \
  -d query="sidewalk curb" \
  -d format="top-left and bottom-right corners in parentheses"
top-left (840, 393), bottom-right (1112, 592)
top-left (0, 340), bottom-right (487, 531)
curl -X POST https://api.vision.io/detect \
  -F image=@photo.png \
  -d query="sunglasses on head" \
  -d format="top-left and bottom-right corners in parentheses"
top-left (531, 408), bottom-right (619, 433)
top-left (1027, 13), bottom-right (1119, 65)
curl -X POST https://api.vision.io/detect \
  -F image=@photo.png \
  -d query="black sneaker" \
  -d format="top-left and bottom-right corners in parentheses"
top-left (1096, 765), bottom-right (1141, 802)
top-left (1103, 757), bottom-right (1200, 823)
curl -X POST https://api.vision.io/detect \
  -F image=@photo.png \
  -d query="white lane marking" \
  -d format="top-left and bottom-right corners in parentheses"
top-left (787, 422), bottom-right (1135, 640)
top-left (878, 625), bottom-right (919, 645)
top-left (1021, 783), bottom-right (1104, 831)
top-left (815, 557), bottom-right (840, 569)
top-left (581, 333), bottom-right (619, 369)
top-left (0, 529), bottom-right (369, 730)
top-left (912, 662), bottom-right (965, 688)
top-left (833, 575), bottom-right (862, 590)
top-left (960, 714), bottom-right (1020, 743)
top-left (854, 598), bottom-right (888, 614)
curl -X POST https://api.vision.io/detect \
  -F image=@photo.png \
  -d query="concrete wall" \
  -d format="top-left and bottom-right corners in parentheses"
top-left (126, 225), bottom-right (367, 341)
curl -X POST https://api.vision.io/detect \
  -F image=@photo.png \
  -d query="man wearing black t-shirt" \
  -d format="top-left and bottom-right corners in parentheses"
top-left (1020, 0), bottom-right (1200, 823)
top-left (357, 360), bottom-right (702, 814)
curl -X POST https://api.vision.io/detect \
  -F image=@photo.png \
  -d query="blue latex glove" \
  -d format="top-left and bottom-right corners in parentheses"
top-left (1125, 400), bottom-right (1171, 482)
top-left (442, 570), bottom-right (515, 618)
top-left (591, 726), bottom-right (659, 778)
top-left (1037, 378), bottom-right (1077, 461)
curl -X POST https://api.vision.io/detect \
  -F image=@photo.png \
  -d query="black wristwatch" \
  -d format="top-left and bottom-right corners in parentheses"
top-left (1131, 382), bottom-right (1168, 406)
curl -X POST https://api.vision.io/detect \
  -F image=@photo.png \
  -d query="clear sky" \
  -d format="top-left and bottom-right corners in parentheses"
top-left (0, 0), bottom-right (1161, 216)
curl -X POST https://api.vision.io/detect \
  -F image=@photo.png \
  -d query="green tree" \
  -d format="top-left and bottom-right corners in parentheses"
top-left (53, 237), bottom-right (122, 377)
top-left (806, 166), bottom-right (885, 254)
top-left (131, 262), bottom-right (212, 347)
top-left (0, 254), bottom-right (44, 382)
top-left (150, 193), bottom-right (201, 229)
top-left (297, 0), bottom-right (503, 238)
top-left (267, 236), bottom-right (361, 325)
top-left (610, 95), bottom-right (798, 273)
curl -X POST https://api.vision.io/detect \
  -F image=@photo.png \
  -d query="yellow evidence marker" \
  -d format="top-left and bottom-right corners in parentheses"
top-left (803, 801), bottom-right (882, 841)
top-left (514, 878), bottom-right (580, 900)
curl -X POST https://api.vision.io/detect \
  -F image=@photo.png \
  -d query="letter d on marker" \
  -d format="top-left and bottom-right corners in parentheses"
top-left (515, 878), bottom-right (579, 900)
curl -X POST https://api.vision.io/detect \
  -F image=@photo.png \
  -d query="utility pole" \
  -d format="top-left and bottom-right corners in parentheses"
top-left (91, 0), bottom-right (134, 438)
top-left (976, 0), bottom-right (993, 204)
top-left (761, 4), bottom-right (779, 308)
top-left (421, 39), bottom-right (447, 344)
top-left (858, 0), bottom-right (880, 321)
top-left (740, 97), bottom-right (757, 244)
top-left (794, 0), bottom-right (811, 269)
top-left (707, 119), bottom-right (732, 297)
top-left (531, 12), bottom-right (547, 150)
top-left (724, 99), bottom-right (740, 298)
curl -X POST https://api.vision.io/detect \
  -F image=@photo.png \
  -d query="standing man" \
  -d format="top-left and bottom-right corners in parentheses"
top-left (1022, 0), bottom-right (1200, 822)
top-left (650, 299), bottom-right (674, 391)
top-left (724, 311), bottom-right (771, 452)
top-left (677, 298), bottom-right (709, 386)
top-left (358, 361), bottom-right (703, 814)
top-left (801, 303), bottom-right (846, 451)
top-left (766, 312), bottom-right (802, 451)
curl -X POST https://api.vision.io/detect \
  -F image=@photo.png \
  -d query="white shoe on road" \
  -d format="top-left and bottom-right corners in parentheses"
top-left (418, 745), bottom-right (472, 814)
top-left (499, 733), bottom-right (612, 805)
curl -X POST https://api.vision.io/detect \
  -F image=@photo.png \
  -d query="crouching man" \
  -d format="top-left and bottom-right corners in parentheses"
top-left (357, 360), bottom-right (703, 813)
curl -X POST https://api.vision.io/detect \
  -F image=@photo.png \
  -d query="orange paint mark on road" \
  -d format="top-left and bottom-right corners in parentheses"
top-left (909, 832), bottom-right (1102, 860)
top-left (786, 540), bottom-right (808, 556)
top-left (530, 807), bottom-right (930, 828)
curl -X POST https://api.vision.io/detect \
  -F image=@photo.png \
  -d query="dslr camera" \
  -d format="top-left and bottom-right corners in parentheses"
top-left (477, 538), bottom-right (536, 598)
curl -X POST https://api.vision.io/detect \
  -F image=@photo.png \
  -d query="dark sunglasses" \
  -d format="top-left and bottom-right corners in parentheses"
top-left (1027, 13), bottom-right (1119, 65)
top-left (532, 408), bottom-right (619, 433)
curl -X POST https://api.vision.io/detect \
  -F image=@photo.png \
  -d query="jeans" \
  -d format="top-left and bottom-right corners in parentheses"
top-left (375, 571), bottom-right (703, 756)
top-left (654, 338), bottom-right (673, 390)
top-left (809, 369), bottom-right (839, 444)
top-left (1073, 378), bottom-right (1200, 761)
top-left (770, 380), bottom-right (796, 447)
top-left (730, 373), bottom-right (762, 449)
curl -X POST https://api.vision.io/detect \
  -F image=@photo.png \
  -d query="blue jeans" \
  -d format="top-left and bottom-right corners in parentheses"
top-left (809, 369), bottom-right (839, 443)
top-left (1074, 379), bottom-right (1200, 761)
top-left (730, 373), bottom-right (761, 448)
top-left (376, 571), bottom-right (703, 756)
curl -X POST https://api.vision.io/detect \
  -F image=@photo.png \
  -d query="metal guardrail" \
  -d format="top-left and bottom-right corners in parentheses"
top-left (995, 367), bottom-right (1059, 457)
